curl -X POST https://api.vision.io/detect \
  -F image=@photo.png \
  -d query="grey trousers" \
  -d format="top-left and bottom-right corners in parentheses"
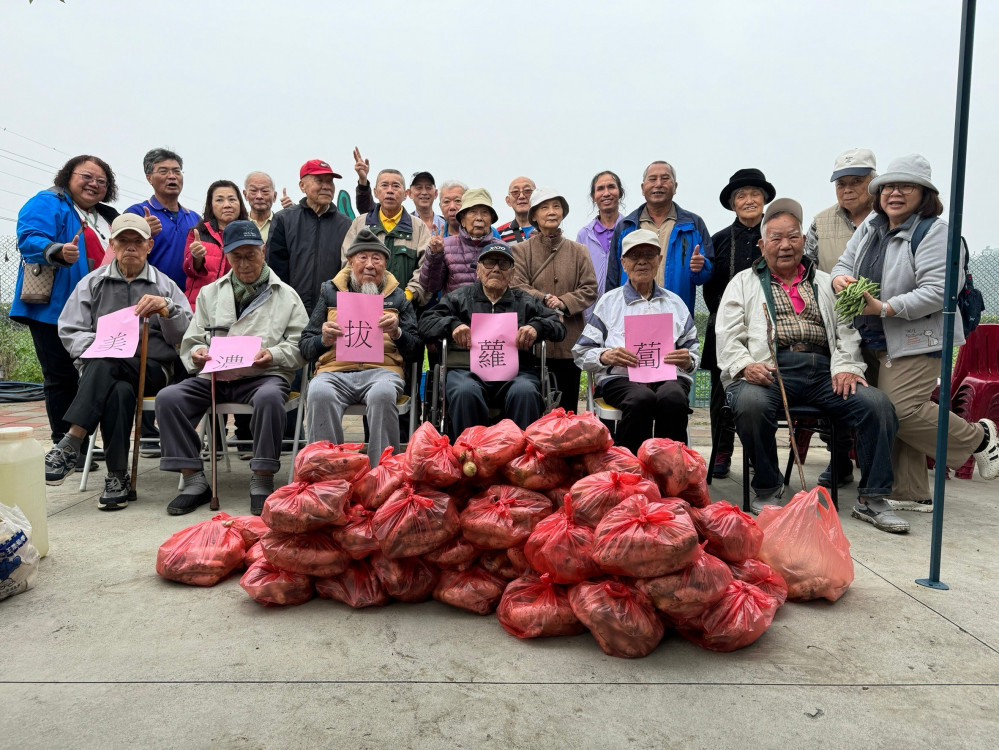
top-left (306, 369), bottom-right (404, 467)
top-left (156, 375), bottom-right (290, 473)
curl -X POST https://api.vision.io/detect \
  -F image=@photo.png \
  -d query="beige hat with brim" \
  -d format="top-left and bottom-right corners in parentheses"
top-left (455, 187), bottom-right (498, 224)
top-left (528, 187), bottom-right (569, 228)
top-left (868, 154), bottom-right (938, 195)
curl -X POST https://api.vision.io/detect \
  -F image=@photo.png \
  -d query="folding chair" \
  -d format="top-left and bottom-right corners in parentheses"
top-left (79, 396), bottom-right (159, 491)
top-left (197, 367), bottom-right (309, 484)
top-left (707, 404), bottom-right (839, 512)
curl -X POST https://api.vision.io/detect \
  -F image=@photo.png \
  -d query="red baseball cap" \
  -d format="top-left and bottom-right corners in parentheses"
top-left (299, 159), bottom-right (342, 179)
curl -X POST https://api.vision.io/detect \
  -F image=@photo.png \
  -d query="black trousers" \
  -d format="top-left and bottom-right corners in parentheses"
top-left (547, 357), bottom-right (582, 413)
top-left (709, 364), bottom-right (735, 457)
top-left (24, 319), bottom-right (79, 444)
top-left (599, 376), bottom-right (691, 454)
top-left (63, 357), bottom-right (167, 473)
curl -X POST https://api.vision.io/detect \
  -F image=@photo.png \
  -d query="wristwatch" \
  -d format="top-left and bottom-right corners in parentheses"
top-left (880, 302), bottom-right (888, 319)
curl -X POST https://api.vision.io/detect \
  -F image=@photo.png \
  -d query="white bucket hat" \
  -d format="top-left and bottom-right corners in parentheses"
top-left (868, 154), bottom-right (938, 195)
top-left (528, 187), bottom-right (570, 228)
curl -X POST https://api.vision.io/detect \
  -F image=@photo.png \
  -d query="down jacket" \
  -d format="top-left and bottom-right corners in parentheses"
top-left (715, 256), bottom-right (864, 389)
top-left (419, 227), bottom-right (496, 297)
top-left (298, 268), bottom-right (421, 378)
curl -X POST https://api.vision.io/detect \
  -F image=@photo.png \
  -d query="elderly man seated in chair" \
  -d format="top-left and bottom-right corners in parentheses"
top-left (156, 220), bottom-right (307, 516)
top-left (573, 229), bottom-right (700, 455)
top-left (418, 241), bottom-right (566, 438)
top-left (44, 214), bottom-right (192, 510)
top-left (299, 229), bottom-right (421, 465)
top-left (716, 198), bottom-right (904, 532)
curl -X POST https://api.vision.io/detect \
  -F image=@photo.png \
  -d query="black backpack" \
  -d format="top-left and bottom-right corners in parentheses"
top-left (910, 217), bottom-right (985, 335)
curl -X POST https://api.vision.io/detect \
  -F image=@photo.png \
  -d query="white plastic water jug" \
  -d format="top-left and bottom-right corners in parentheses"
top-left (0, 426), bottom-right (48, 557)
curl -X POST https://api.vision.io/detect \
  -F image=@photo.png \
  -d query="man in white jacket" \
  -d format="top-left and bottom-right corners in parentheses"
top-left (716, 199), bottom-right (904, 532)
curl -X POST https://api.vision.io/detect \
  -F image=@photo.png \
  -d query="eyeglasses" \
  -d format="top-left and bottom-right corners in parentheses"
top-left (152, 167), bottom-right (183, 177)
top-left (480, 257), bottom-right (513, 270)
top-left (508, 188), bottom-right (534, 197)
top-left (881, 183), bottom-right (917, 196)
top-left (73, 172), bottom-right (107, 187)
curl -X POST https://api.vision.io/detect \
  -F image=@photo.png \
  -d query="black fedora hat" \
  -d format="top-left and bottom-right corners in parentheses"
top-left (719, 168), bottom-right (776, 210)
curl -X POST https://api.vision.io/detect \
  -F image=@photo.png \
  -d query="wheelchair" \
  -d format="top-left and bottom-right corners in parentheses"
top-left (426, 338), bottom-right (560, 436)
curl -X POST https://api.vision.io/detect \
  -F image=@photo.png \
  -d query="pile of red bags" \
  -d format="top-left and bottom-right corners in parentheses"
top-left (158, 421), bottom-right (832, 656)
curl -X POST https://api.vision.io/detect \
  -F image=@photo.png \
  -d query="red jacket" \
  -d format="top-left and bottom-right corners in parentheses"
top-left (182, 222), bottom-right (228, 309)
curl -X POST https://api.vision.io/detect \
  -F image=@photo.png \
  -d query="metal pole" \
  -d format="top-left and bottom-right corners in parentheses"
top-left (916, 0), bottom-right (976, 591)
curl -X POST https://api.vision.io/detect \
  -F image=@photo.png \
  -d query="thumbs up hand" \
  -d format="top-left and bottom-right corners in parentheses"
top-left (59, 226), bottom-right (83, 265)
top-left (189, 228), bottom-right (207, 270)
top-left (689, 244), bottom-right (705, 272)
top-left (142, 205), bottom-right (162, 236)
top-left (279, 187), bottom-right (293, 209)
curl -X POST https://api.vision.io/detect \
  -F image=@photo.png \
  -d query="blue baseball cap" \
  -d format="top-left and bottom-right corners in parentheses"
top-left (222, 220), bottom-right (264, 253)
top-left (477, 242), bottom-right (514, 264)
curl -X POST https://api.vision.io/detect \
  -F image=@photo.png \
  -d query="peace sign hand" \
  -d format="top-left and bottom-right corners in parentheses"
top-left (353, 147), bottom-right (370, 185)
top-left (429, 223), bottom-right (445, 254)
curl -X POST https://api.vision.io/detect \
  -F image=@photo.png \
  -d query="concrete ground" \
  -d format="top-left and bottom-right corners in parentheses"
top-left (1, 404), bottom-right (997, 749)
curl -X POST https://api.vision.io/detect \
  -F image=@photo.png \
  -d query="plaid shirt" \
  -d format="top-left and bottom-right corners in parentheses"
top-left (770, 273), bottom-right (827, 348)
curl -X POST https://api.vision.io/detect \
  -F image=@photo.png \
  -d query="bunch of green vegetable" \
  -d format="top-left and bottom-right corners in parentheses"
top-left (834, 277), bottom-right (880, 318)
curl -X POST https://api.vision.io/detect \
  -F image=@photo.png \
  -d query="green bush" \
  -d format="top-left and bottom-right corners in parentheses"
top-left (0, 317), bottom-right (43, 383)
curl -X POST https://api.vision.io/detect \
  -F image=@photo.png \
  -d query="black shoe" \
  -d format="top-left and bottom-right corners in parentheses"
top-left (75, 460), bottom-right (100, 473)
top-left (250, 493), bottom-right (267, 516)
top-left (45, 445), bottom-right (79, 485)
top-left (817, 462), bottom-right (854, 488)
top-left (99, 474), bottom-right (130, 511)
top-left (712, 452), bottom-right (732, 479)
top-left (166, 487), bottom-right (213, 516)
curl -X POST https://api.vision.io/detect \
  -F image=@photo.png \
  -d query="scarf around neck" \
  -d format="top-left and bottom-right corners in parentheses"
top-left (231, 263), bottom-right (271, 313)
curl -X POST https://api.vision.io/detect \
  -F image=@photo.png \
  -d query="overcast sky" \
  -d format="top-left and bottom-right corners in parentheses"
top-left (2, 0), bottom-right (997, 253)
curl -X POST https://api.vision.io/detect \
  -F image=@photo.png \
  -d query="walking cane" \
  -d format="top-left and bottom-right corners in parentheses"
top-left (129, 317), bottom-right (151, 502)
top-left (763, 304), bottom-right (808, 491)
top-left (204, 325), bottom-right (230, 511)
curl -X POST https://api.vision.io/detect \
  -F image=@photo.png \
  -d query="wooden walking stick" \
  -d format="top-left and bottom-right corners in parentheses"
top-left (204, 325), bottom-right (229, 511)
top-left (129, 317), bottom-right (151, 501)
top-left (763, 304), bottom-right (808, 491)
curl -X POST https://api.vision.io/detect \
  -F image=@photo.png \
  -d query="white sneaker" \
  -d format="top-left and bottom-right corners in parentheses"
top-left (750, 484), bottom-right (785, 516)
top-left (887, 498), bottom-right (933, 513)
top-left (973, 419), bottom-right (999, 480)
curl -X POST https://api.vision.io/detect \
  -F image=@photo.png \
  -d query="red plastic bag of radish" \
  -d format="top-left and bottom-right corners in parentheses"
top-left (293, 441), bottom-right (369, 483)
top-left (453, 419), bottom-right (527, 479)
top-left (497, 573), bottom-right (585, 638)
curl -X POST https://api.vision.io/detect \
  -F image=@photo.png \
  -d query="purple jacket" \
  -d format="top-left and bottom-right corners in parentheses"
top-left (419, 228), bottom-right (498, 296)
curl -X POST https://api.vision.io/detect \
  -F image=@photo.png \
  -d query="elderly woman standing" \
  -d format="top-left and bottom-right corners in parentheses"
top-left (703, 168), bottom-right (774, 478)
top-left (420, 188), bottom-right (500, 297)
top-left (512, 188), bottom-right (598, 412)
top-left (576, 171), bottom-right (624, 303)
top-left (182, 179), bottom-right (249, 309)
top-left (832, 154), bottom-right (999, 519)
top-left (11, 154), bottom-right (120, 447)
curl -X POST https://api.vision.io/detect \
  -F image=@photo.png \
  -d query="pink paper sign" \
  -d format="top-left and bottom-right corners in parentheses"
top-left (471, 312), bottom-right (518, 382)
top-left (624, 313), bottom-right (676, 383)
top-left (81, 306), bottom-right (140, 359)
top-left (201, 336), bottom-right (263, 374)
top-left (335, 291), bottom-right (385, 364)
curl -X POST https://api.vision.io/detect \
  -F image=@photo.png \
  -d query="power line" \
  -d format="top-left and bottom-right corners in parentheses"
top-left (0, 153), bottom-right (148, 202)
top-left (0, 169), bottom-right (48, 186)
top-left (0, 187), bottom-right (30, 199)
top-left (0, 127), bottom-right (150, 188)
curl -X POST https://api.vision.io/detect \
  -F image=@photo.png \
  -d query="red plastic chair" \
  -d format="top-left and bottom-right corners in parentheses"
top-left (928, 324), bottom-right (999, 478)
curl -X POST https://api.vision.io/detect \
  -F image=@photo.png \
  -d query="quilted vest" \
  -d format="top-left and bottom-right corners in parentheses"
top-left (812, 204), bottom-right (858, 274)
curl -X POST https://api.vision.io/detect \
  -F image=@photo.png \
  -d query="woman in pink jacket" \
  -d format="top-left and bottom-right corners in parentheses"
top-left (182, 179), bottom-right (248, 309)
